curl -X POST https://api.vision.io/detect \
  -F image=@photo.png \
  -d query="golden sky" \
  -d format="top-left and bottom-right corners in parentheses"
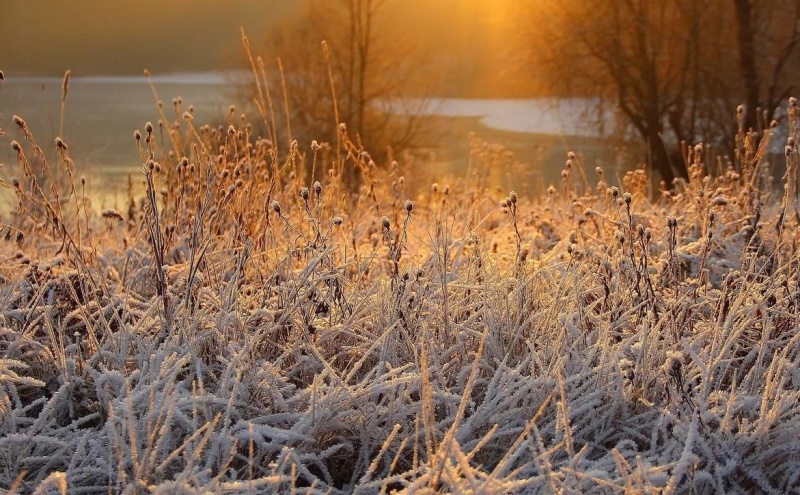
top-left (1, 0), bottom-right (534, 96)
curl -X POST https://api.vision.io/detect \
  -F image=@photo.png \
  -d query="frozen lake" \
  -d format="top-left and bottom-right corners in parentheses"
top-left (0, 72), bottom-right (610, 198)
top-left (388, 97), bottom-right (612, 137)
top-left (0, 73), bottom-right (237, 188)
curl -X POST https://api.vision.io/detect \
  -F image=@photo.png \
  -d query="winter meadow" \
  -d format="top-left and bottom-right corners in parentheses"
top-left (3, 2), bottom-right (800, 494)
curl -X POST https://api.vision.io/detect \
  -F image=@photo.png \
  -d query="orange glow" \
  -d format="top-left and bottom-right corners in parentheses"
top-left (1, 0), bottom-right (536, 97)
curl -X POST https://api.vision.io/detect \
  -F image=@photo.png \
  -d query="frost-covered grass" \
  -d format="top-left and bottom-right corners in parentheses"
top-left (2, 83), bottom-right (800, 494)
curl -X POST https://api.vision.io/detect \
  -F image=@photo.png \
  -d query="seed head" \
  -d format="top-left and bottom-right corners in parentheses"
top-left (381, 216), bottom-right (390, 230)
top-left (145, 122), bottom-right (154, 134)
top-left (662, 350), bottom-right (684, 376)
top-left (12, 115), bottom-right (26, 130)
top-left (182, 111), bottom-right (193, 121)
top-left (623, 192), bottom-right (632, 205)
top-left (332, 216), bottom-right (343, 226)
top-left (300, 186), bottom-right (309, 201)
top-left (790, 97), bottom-right (797, 108)
top-left (313, 180), bottom-right (322, 197)
top-left (404, 199), bottom-right (413, 213)
top-left (101, 209), bottom-right (124, 221)
top-left (567, 151), bottom-right (576, 159)
top-left (11, 140), bottom-right (21, 152)
top-left (786, 145), bottom-right (793, 157)
top-left (611, 186), bottom-right (619, 198)
top-left (271, 201), bottom-right (281, 214)
top-left (509, 191), bottom-right (518, 204)
top-left (667, 216), bottom-right (677, 228)
top-left (55, 137), bottom-right (67, 150)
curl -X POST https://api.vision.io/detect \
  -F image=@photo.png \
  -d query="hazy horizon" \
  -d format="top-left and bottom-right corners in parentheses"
top-left (1, 0), bottom-right (538, 98)
top-left (1, 1), bottom-right (301, 76)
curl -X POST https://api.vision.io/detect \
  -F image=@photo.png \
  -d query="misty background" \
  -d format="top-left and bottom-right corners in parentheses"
top-left (1, 0), bottom-right (580, 203)
top-left (1, 0), bottom-right (534, 97)
top-left (2, 0), bottom-right (797, 202)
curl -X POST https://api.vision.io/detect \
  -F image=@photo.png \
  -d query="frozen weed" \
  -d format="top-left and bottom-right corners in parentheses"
top-left (0, 68), bottom-right (799, 493)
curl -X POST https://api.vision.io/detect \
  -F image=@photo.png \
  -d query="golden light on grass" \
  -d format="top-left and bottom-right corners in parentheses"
top-left (0, 8), bottom-right (799, 492)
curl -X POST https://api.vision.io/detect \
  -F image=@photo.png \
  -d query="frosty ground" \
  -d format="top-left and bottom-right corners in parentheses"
top-left (1, 98), bottom-right (800, 494)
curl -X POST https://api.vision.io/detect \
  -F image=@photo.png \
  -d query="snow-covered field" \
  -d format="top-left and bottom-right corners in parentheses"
top-left (1, 92), bottom-right (800, 493)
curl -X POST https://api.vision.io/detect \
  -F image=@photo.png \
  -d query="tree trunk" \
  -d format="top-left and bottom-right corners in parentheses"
top-left (733, 0), bottom-right (760, 131)
top-left (641, 123), bottom-right (685, 186)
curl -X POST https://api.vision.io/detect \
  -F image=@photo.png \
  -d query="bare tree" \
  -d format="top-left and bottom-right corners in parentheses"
top-left (733, 0), bottom-right (800, 131)
top-left (250, 0), bottom-right (432, 182)
top-left (521, 0), bottom-right (800, 185)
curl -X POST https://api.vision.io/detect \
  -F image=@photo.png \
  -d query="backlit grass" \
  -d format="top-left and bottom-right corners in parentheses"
top-left (1, 70), bottom-right (800, 494)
